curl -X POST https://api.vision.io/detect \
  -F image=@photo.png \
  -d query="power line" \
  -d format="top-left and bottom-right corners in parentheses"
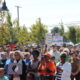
top-left (47, 21), bottom-right (80, 27)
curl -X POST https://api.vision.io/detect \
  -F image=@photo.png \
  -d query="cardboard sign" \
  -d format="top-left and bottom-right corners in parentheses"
top-left (8, 63), bottom-right (22, 75)
top-left (53, 36), bottom-right (63, 46)
top-left (45, 33), bottom-right (53, 46)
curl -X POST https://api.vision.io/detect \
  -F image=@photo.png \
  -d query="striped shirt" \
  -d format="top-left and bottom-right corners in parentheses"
top-left (56, 63), bottom-right (63, 80)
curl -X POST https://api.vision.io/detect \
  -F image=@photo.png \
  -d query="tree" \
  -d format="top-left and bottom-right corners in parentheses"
top-left (59, 22), bottom-right (64, 36)
top-left (75, 26), bottom-right (80, 43)
top-left (0, 24), bottom-right (8, 44)
top-left (12, 19), bottom-right (20, 44)
top-left (51, 26), bottom-right (60, 35)
top-left (67, 26), bottom-right (76, 43)
top-left (6, 12), bottom-right (14, 43)
top-left (30, 18), bottom-right (47, 43)
top-left (0, 12), bottom-right (11, 45)
top-left (15, 25), bottom-right (29, 45)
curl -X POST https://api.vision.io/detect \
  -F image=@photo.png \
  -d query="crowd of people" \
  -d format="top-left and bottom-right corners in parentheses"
top-left (0, 44), bottom-right (80, 80)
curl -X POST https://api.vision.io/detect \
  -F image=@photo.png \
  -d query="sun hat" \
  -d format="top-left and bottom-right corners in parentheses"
top-left (43, 53), bottom-right (52, 58)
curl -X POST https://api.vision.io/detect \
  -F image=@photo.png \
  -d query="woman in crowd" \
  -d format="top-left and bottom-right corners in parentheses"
top-left (28, 49), bottom-right (40, 80)
top-left (11, 51), bottom-right (26, 80)
top-left (70, 51), bottom-right (80, 80)
top-left (5, 51), bottom-right (15, 74)
top-left (56, 53), bottom-right (71, 80)
top-left (38, 53), bottom-right (56, 80)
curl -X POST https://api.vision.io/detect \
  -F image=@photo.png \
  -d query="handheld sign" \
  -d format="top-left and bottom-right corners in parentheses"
top-left (53, 36), bottom-right (63, 46)
top-left (8, 63), bottom-right (22, 75)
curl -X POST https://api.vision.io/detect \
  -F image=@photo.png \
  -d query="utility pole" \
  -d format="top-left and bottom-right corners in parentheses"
top-left (15, 6), bottom-right (21, 27)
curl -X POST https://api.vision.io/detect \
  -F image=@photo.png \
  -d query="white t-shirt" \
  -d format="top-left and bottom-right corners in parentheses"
top-left (56, 62), bottom-right (71, 80)
top-left (13, 77), bottom-right (20, 80)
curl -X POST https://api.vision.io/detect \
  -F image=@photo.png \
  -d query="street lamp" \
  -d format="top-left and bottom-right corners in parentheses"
top-left (0, 0), bottom-right (8, 11)
top-left (0, 0), bottom-right (8, 21)
top-left (0, 0), bottom-right (8, 45)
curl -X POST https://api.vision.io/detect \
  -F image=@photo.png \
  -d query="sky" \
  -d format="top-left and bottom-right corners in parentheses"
top-left (3, 0), bottom-right (80, 31)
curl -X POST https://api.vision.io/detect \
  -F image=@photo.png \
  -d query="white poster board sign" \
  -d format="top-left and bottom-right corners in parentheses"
top-left (8, 63), bottom-right (22, 75)
top-left (53, 36), bottom-right (63, 46)
top-left (45, 33), bottom-right (53, 46)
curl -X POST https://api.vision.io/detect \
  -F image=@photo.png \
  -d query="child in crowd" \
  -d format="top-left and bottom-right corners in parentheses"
top-left (0, 68), bottom-right (9, 80)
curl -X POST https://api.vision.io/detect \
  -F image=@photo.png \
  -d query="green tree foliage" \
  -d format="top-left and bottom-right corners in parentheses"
top-left (51, 26), bottom-right (60, 35)
top-left (0, 12), bottom-right (12, 45)
top-left (0, 24), bottom-right (4, 44)
top-left (65, 26), bottom-right (80, 44)
top-left (12, 19), bottom-right (19, 34)
top-left (12, 19), bottom-right (19, 43)
top-left (6, 12), bottom-right (14, 43)
top-left (75, 26), bottom-right (80, 43)
top-left (51, 22), bottom-right (64, 36)
top-left (67, 26), bottom-right (76, 43)
top-left (30, 18), bottom-right (47, 43)
top-left (2, 12), bottom-right (80, 45)
top-left (12, 19), bottom-right (30, 45)
top-left (0, 24), bottom-right (8, 44)
top-left (59, 22), bottom-right (64, 36)
top-left (15, 25), bottom-right (29, 45)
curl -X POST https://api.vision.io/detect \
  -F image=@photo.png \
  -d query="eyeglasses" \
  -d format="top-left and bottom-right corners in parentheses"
top-left (25, 55), bottom-right (29, 56)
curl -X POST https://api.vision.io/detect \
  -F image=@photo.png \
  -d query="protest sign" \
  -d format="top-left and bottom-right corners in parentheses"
top-left (53, 36), bottom-right (63, 46)
top-left (45, 33), bottom-right (53, 46)
top-left (8, 63), bottom-right (22, 75)
top-left (45, 33), bottom-right (53, 51)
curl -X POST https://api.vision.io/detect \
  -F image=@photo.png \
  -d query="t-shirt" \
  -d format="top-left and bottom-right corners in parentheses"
top-left (0, 76), bottom-right (9, 80)
top-left (66, 56), bottom-right (71, 62)
top-left (39, 61), bottom-right (56, 76)
top-left (50, 50), bottom-right (60, 63)
top-left (71, 58), bottom-right (80, 72)
top-left (28, 59), bottom-right (40, 76)
top-left (56, 62), bottom-right (63, 80)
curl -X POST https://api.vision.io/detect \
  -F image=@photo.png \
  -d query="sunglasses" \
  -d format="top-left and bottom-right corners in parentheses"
top-left (15, 55), bottom-right (19, 56)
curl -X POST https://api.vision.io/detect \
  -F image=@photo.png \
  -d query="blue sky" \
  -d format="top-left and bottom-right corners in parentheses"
top-left (5, 0), bottom-right (80, 30)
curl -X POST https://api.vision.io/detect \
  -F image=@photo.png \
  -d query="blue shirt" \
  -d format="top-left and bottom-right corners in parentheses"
top-left (5, 59), bottom-right (14, 74)
top-left (24, 59), bottom-right (31, 66)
